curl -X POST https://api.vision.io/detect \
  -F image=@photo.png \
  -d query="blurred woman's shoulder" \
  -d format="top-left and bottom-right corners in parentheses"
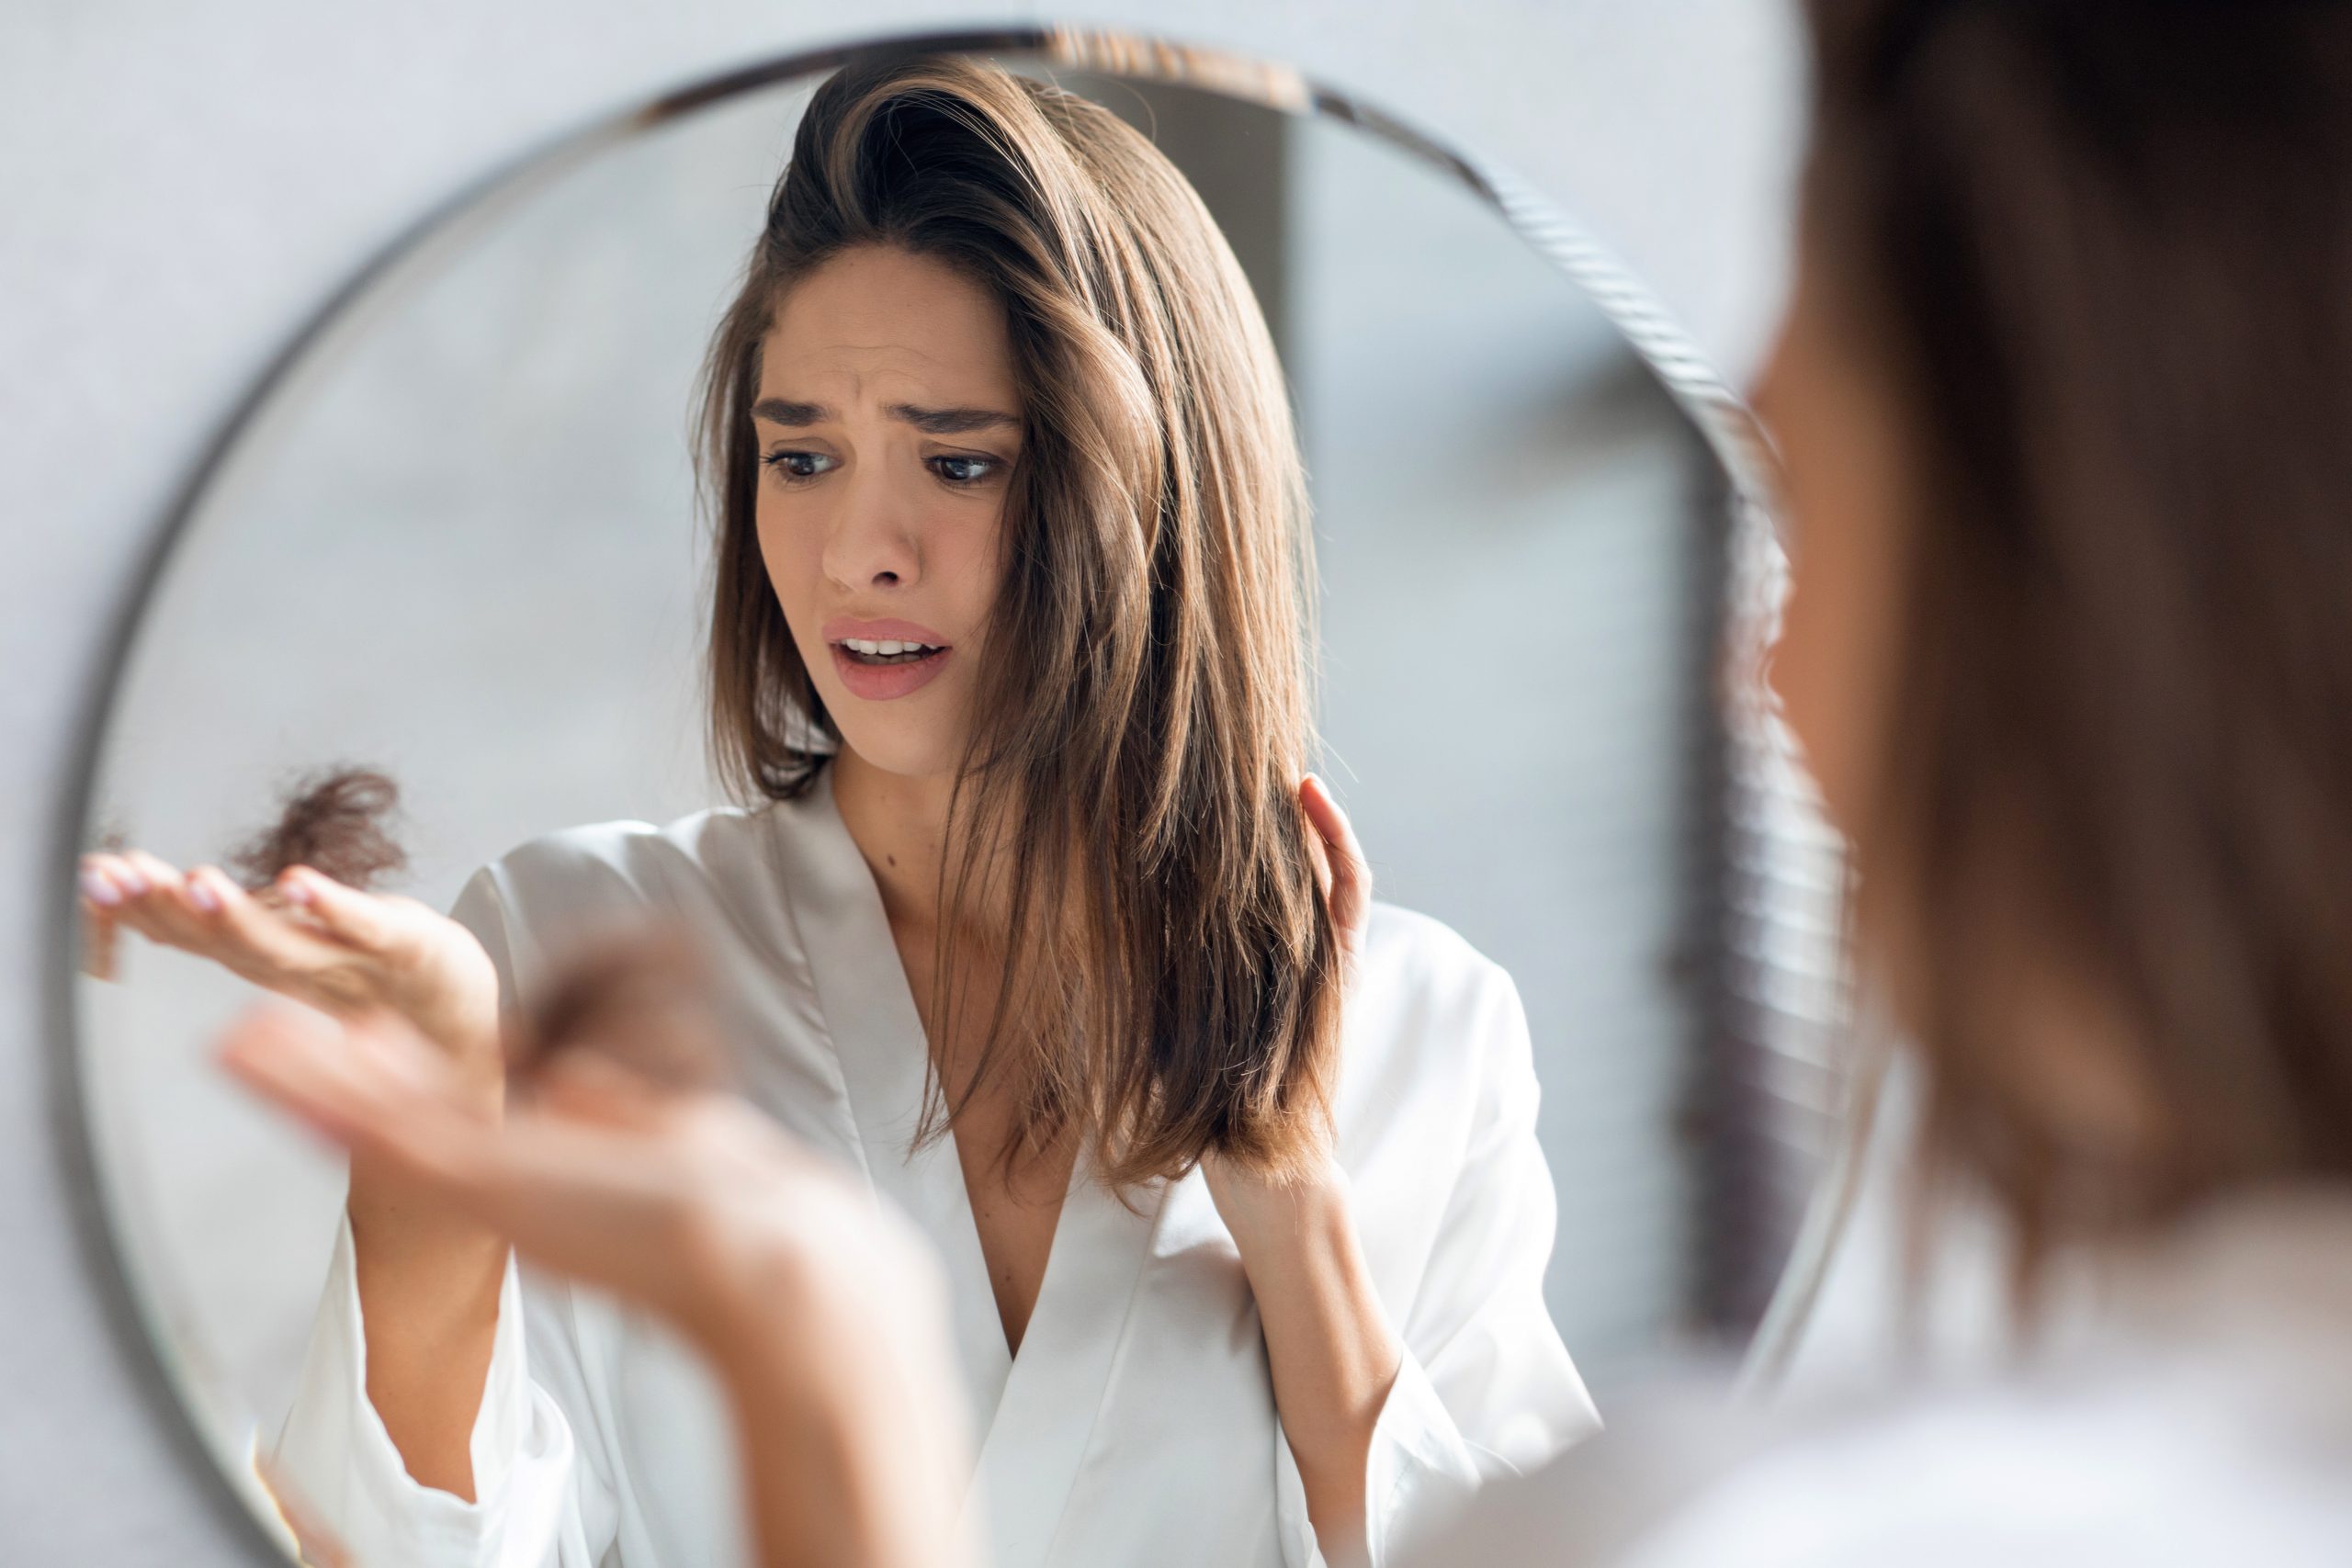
top-left (1413, 1190), bottom-right (2352, 1568)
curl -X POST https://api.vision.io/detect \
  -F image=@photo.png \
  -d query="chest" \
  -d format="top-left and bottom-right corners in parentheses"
top-left (951, 1081), bottom-right (1074, 1356)
top-left (888, 915), bottom-right (1075, 1357)
top-left (581, 1190), bottom-right (1293, 1568)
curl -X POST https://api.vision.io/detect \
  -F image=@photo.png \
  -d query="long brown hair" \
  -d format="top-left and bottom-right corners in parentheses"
top-left (697, 54), bottom-right (1338, 1184)
top-left (1803, 1), bottom-right (2352, 1277)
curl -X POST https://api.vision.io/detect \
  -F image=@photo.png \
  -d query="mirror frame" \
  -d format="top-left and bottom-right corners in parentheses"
top-left (44, 25), bottom-right (1858, 1563)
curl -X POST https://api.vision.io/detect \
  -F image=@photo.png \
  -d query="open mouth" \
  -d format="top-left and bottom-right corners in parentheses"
top-left (824, 626), bottom-right (956, 702)
top-left (835, 637), bottom-right (946, 667)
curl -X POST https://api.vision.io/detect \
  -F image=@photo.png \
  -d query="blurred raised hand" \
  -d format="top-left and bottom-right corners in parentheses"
top-left (216, 933), bottom-right (974, 1568)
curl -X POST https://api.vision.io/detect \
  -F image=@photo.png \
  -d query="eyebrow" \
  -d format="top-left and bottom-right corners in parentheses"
top-left (752, 398), bottom-right (1021, 435)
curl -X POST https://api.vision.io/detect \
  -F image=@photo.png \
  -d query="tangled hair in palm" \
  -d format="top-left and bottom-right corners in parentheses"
top-left (697, 55), bottom-right (1341, 1188)
top-left (229, 766), bottom-right (409, 892)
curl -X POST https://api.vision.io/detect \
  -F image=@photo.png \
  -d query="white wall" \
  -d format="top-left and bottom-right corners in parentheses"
top-left (0, 4), bottom-right (1804, 1561)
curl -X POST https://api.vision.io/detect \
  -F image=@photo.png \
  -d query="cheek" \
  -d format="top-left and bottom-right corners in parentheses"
top-left (939, 497), bottom-right (1012, 637)
top-left (754, 501), bottom-right (819, 626)
top-left (1772, 519), bottom-right (1860, 823)
top-left (1769, 474), bottom-right (1900, 860)
top-left (1764, 382), bottom-right (1907, 847)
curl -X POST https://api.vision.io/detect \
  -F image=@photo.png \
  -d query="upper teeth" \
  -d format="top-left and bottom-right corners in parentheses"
top-left (842, 638), bottom-right (935, 656)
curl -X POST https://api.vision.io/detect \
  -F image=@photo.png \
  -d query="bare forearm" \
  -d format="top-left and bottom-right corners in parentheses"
top-left (719, 1356), bottom-right (964, 1568)
top-left (347, 1157), bottom-right (509, 1500)
top-left (705, 1258), bottom-right (975, 1568)
top-left (1227, 1174), bottom-right (1402, 1557)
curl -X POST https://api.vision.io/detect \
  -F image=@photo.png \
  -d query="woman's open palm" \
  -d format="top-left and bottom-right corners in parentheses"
top-left (80, 851), bottom-right (501, 1088)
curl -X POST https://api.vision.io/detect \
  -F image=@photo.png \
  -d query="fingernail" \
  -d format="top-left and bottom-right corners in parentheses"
top-left (186, 874), bottom-right (222, 913)
top-left (81, 867), bottom-right (121, 908)
top-left (277, 871), bottom-right (313, 906)
top-left (116, 864), bottom-right (150, 895)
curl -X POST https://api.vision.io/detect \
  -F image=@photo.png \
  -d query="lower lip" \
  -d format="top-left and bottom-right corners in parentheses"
top-left (830, 643), bottom-right (953, 702)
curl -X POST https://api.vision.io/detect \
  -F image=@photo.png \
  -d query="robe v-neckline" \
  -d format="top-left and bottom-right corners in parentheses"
top-left (760, 769), bottom-right (1170, 1568)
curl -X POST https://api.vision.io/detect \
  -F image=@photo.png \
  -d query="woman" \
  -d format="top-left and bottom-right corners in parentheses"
top-left (1421, 1), bottom-right (2352, 1560)
top-left (81, 53), bottom-right (1594, 1568)
top-left (226, 4), bottom-right (2352, 1563)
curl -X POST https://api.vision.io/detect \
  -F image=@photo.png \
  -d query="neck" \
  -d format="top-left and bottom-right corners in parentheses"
top-left (831, 748), bottom-right (963, 932)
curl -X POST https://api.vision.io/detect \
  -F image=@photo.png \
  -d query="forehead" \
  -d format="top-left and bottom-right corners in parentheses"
top-left (760, 245), bottom-right (1017, 405)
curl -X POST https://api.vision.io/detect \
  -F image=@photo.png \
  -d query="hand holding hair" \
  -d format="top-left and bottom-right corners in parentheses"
top-left (76, 767), bottom-right (500, 1098)
top-left (217, 929), bottom-right (976, 1568)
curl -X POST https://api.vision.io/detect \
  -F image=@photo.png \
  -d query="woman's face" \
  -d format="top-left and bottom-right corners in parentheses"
top-left (1750, 226), bottom-right (1910, 858)
top-left (754, 244), bottom-right (1024, 780)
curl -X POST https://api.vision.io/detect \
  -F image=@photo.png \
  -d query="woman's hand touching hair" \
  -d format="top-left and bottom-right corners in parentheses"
top-left (217, 929), bottom-right (975, 1568)
top-left (1201, 775), bottom-right (1399, 1566)
top-left (1298, 773), bottom-right (1370, 976)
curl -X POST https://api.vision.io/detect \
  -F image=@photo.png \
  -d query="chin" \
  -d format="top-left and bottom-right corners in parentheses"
top-left (831, 718), bottom-right (963, 783)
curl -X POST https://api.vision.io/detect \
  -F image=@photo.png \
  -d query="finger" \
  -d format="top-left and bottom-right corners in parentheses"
top-left (87, 852), bottom-right (152, 897)
top-left (1300, 774), bottom-right (1370, 940)
top-left (215, 1004), bottom-right (375, 1141)
top-left (219, 1011), bottom-right (599, 1268)
top-left (1295, 793), bottom-right (1335, 899)
top-left (111, 852), bottom-right (214, 951)
top-left (217, 1007), bottom-right (483, 1187)
top-left (528, 1052), bottom-right (674, 1131)
top-left (187, 865), bottom-right (345, 977)
top-left (274, 866), bottom-right (404, 955)
top-left (119, 849), bottom-right (181, 898)
top-left (78, 862), bottom-right (127, 979)
top-left (79, 900), bottom-right (119, 981)
top-left (80, 857), bottom-right (128, 909)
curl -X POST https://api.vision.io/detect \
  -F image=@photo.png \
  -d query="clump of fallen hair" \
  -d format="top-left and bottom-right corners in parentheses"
top-left (228, 766), bottom-right (408, 891)
top-left (509, 925), bottom-right (733, 1095)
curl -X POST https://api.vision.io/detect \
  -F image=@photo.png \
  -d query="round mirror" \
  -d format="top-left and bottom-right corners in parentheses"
top-left (62, 28), bottom-right (1844, 1567)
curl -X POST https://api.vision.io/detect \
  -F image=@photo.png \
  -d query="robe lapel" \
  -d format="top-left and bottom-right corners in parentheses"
top-left (758, 769), bottom-right (1013, 1432)
top-left (969, 1160), bottom-right (1169, 1568)
top-left (764, 769), bottom-right (1169, 1568)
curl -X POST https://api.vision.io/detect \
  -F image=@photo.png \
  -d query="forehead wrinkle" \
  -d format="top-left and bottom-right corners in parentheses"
top-left (762, 300), bottom-right (1014, 412)
top-left (764, 351), bottom-right (1011, 418)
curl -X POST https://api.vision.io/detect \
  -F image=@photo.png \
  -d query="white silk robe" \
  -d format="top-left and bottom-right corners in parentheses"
top-left (269, 767), bottom-right (1600, 1568)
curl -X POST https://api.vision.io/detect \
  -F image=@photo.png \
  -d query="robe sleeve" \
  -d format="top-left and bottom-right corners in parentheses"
top-left (1274, 959), bottom-right (1603, 1568)
top-left (262, 867), bottom-right (620, 1568)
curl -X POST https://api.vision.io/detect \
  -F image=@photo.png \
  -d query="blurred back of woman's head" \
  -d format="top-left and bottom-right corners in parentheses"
top-left (1766, 0), bottom-right (2352, 1280)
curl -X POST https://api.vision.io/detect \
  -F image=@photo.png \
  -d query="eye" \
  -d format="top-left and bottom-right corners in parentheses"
top-left (760, 449), bottom-right (838, 485)
top-left (930, 455), bottom-right (1001, 487)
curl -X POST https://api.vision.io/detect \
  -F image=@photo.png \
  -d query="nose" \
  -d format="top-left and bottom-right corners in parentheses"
top-left (820, 460), bottom-right (922, 593)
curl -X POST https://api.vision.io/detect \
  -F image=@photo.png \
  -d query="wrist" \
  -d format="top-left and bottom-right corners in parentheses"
top-left (1215, 1154), bottom-right (1353, 1262)
top-left (685, 1206), bottom-right (934, 1393)
top-left (709, 1325), bottom-right (925, 1567)
top-left (345, 1158), bottom-right (510, 1269)
top-left (689, 1232), bottom-right (826, 1378)
top-left (402, 941), bottom-right (504, 1075)
top-left (696, 1228), bottom-right (972, 1568)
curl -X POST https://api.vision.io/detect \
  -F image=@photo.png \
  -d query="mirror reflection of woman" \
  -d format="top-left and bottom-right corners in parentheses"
top-left (221, 6), bottom-right (2352, 1567)
top-left (82, 55), bottom-right (1596, 1568)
